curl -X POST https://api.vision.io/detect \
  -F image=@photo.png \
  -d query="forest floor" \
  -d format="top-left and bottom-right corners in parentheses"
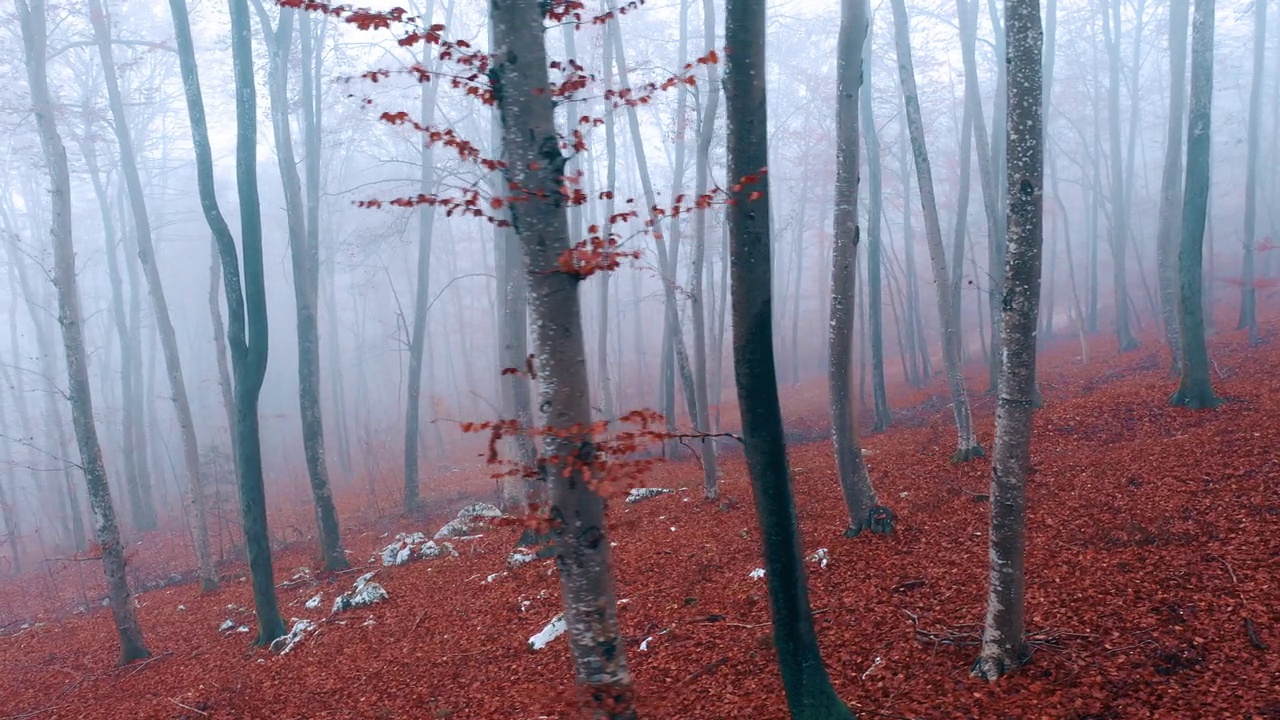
top-left (2, 319), bottom-right (1279, 719)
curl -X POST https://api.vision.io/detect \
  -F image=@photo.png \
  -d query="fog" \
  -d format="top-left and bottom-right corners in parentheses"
top-left (0, 0), bottom-right (1275, 621)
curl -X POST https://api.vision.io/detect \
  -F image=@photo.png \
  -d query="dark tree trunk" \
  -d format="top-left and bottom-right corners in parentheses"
top-left (1170, 0), bottom-right (1220, 409)
top-left (17, 0), bottom-right (150, 665)
top-left (974, 0), bottom-right (1042, 681)
top-left (1157, 0), bottom-right (1191, 372)
top-left (724, 0), bottom-right (855, 715)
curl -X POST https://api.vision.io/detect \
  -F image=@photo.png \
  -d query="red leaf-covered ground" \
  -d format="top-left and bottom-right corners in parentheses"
top-left (2, 322), bottom-right (1278, 719)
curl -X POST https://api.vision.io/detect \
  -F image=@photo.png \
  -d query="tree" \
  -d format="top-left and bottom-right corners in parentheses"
top-left (87, 0), bottom-right (218, 590)
top-left (888, 0), bottom-right (984, 461)
top-left (860, 25), bottom-right (891, 432)
top-left (690, 0), bottom-right (721, 500)
top-left (489, 0), bottom-right (633, 714)
top-left (249, 0), bottom-right (346, 570)
top-left (16, 0), bottom-right (149, 665)
top-left (1236, 0), bottom-right (1266, 342)
top-left (1170, 0), bottom-right (1219, 409)
top-left (1156, 0), bottom-right (1191, 373)
top-left (830, 0), bottom-right (883, 537)
top-left (974, 0), bottom-right (1042, 681)
top-left (724, 0), bottom-right (854, 716)
top-left (1102, 0), bottom-right (1140, 352)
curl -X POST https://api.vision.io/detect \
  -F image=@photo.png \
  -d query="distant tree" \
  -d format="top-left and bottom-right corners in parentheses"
top-left (1170, 0), bottom-right (1219, 409)
top-left (829, 0), bottom-right (883, 537)
top-left (86, 0), bottom-right (217, 590)
top-left (1102, 0), bottom-right (1140, 352)
top-left (724, 0), bottom-right (855, 715)
top-left (889, 0), bottom-right (984, 461)
top-left (974, 0), bottom-right (1043, 681)
top-left (860, 27), bottom-right (891, 432)
top-left (1156, 0), bottom-right (1191, 373)
top-left (1236, 0), bottom-right (1266, 343)
top-left (16, 0), bottom-right (149, 665)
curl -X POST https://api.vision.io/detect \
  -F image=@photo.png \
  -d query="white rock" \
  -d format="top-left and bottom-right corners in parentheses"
top-left (507, 549), bottom-right (537, 568)
top-left (808, 548), bottom-right (829, 569)
top-left (270, 618), bottom-right (316, 655)
top-left (305, 594), bottom-right (323, 611)
top-left (435, 503), bottom-right (503, 540)
top-left (218, 619), bottom-right (235, 633)
top-left (528, 614), bottom-right (567, 651)
top-left (748, 568), bottom-right (766, 580)
top-left (333, 574), bottom-right (389, 614)
top-left (625, 487), bottom-right (673, 504)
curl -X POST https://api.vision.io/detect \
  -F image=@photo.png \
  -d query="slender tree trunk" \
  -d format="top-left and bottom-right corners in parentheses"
top-left (899, 118), bottom-right (921, 387)
top-left (1170, 0), bottom-right (1219, 409)
top-left (724, 0), bottom-right (855, 715)
top-left (861, 34), bottom-right (891, 431)
top-left (830, 0), bottom-right (882, 537)
top-left (1103, 0), bottom-right (1139, 351)
top-left (889, 0), bottom-right (984, 460)
top-left (80, 144), bottom-right (156, 532)
top-left (489, 1), bottom-right (633, 713)
top-left (88, 0), bottom-right (216, 590)
top-left (210, 241), bottom-right (239, 462)
top-left (17, 0), bottom-right (149, 664)
top-left (691, 0), bottom-right (721, 499)
top-left (1157, 0), bottom-right (1190, 372)
top-left (974, 0), bottom-right (1041, 680)
top-left (1237, 0), bottom-right (1266, 341)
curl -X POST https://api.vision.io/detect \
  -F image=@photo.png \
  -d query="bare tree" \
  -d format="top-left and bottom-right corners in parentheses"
top-left (861, 13), bottom-right (891, 432)
top-left (830, 0), bottom-right (882, 537)
top-left (86, 0), bottom-right (216, 590)
top-left (889, 0), bottom-right (984, 461)
top-left (489, 0), bottom-right (633, 714)
top-left (1236, 0), bottom-right (1266, 342)
top-left (724, 0), bottom-right (854, 715)
top-left (974, 0), bottom-right (1042, 681)
top-left (1102, 0), bottom-right (1140, 351)
top-left (16, 0), bottom-right (149, 665)
top-left (1156, 0), bottom-right (1191, 372)
top-left (1170, 0), bottom-right (1219, 409)
top-left (691, 0), bottom-right (721, 500)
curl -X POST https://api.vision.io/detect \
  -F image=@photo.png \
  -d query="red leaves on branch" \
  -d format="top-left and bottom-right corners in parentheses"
top-left (556, 236), bottom-right (641, 279)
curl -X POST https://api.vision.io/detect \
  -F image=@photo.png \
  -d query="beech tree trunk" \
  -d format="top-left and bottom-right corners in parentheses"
top-left (1103, 0), bottom-right (1140, 351)
top-left (489, 1), bottom-right (633, 714)
top-left (830, 0), bottom-right (881, 537)
top-left (1170, 0), bottom-right (1219, 409)
top-left (691, 0), bottom-right (721, 500)
top-left (1236, 0), bottom-right (1266, 341)
top-left (974, 0), bottom-right (1042, 681)
top-left (889, 0), bottom-right (984, 461)
top-left (88, 0), bottom-right (216, 590)
top-left (1156, 0), bottom-right (1191, 372)
top-left (724, 0), bottom-right (854, 716)
top-left (860, 23), bottom-right (891, 432)
top-left (17, 0), bottom-right (150, 665)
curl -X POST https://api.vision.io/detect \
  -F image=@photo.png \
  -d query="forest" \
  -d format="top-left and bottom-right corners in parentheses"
top-left (0, 0), bottom-right (1277, 716)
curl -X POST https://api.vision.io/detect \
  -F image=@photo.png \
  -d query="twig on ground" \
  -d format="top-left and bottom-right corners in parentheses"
top-left (1245, 618), bottom-right (1269, 651)
top-left (122, 650), bottom-right (173, 678)
top-left (166, 698), bottom-right (209, 717)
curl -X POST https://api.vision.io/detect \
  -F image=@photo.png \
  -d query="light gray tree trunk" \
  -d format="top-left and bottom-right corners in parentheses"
top-left (17, 0), bottom-right (149, 664)
top-left (1156, 0), bottom-right (1190, 371)
top-left (209, 241), bottom-right (238, 463)
top-left (1102, 0), bottom-right (1140, 351)
top-left (861, 29), bottom-right (891, 432)
top-left (1236, 0), bottom-right (1266, 341)
top-left (1170, 0), bottom-right (1219, 409)
top-left (489, 1), bottom-right (633, 712)
top-left (974, 0), bottom-right (1042, 680)
top-left (691, 0), bottom-right (721, 500)
top-left (889, 0), bottom-right (984, 461)
top-left (830, 0), bottom-right (881, 536)
top-left (88, 0), bottom-right (215, 589)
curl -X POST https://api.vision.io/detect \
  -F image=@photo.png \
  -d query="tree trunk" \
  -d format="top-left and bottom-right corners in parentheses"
top-left (80, 142), bottom-right (156, 532)
top-left (724, 0), bottom-right (855, 715)
top-left (210, 241), bottom-right (239, 463)
top-left (830, 0), bottom-right (881, 537)
top-left (88, 0), bottom-right (216, 590)
top-left (1103, 0), bottom-right (1140, 351)
top-left (489, 1), bottom-right (633, 713)
top-left (17, 0), bottom-right (149, 665)
top-left (1237, 0), bottom-right (1266, 341)
top-left (1170, 0), bottom-right (1219, 409)
top-left (1156, 0), bottom-right (1190, 372)
top-left (889, 0), bottom-right (984, 461)
top-left (974, 0), bottom-right (1042, 680)
top-left (860, 31), bottom-right (891, 432)
top-left (691, 0), bottom-right (721, 500)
